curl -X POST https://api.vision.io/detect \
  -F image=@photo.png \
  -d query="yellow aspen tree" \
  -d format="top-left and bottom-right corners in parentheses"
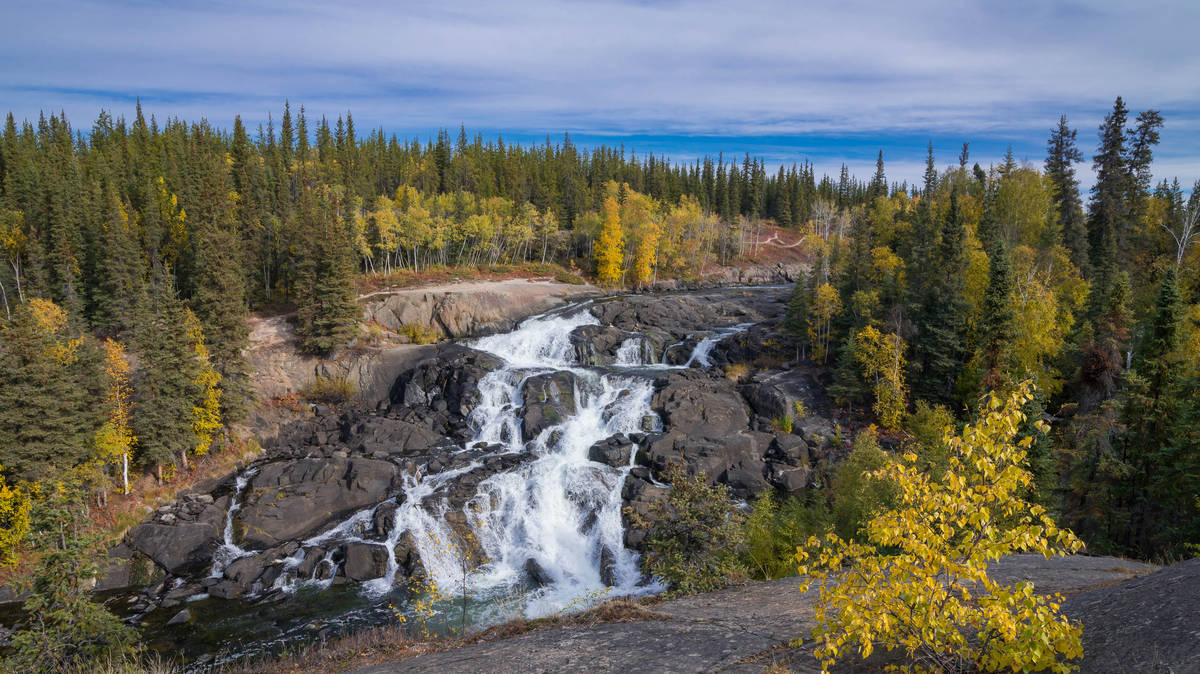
top-left (184, 310), bottom-right (222, 464)
top-left (95, 339), bottom-right (135, 496)
top-left (0, 476), bottom-right (30, 567)
top-left (854, 325), bottom-right (909, 429)
top-left (595, 196), bottom-right (625, 286)
top-left (809, 283), bottom-right (842, 364)
top-left (795, 381), bottom-right (1083, 673)
top-left (633, 219), bottom-right (661, 288)
top-left (28, 298), bottom-right (82, 365)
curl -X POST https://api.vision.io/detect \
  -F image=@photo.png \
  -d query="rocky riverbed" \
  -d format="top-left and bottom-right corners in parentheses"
top-left (97, 285), bottom-right (852, 666)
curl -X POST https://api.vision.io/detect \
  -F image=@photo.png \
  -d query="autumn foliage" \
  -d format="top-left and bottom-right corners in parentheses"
top-left (795, 382), bottom-right (1084, 673)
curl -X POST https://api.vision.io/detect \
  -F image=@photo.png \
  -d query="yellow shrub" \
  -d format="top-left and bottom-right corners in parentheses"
top-left (795, 382), bottom-right (1083, 673)
top-left (0, 479), bottom-right (31, 567)
top-left (399, 322), bottom-right (439, 345)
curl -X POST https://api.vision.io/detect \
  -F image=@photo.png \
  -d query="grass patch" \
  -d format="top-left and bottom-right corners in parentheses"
top-left (302, 374), bottom-right (357, 404)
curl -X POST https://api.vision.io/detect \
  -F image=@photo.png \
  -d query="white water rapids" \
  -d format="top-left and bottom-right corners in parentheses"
top-left (212, 305), bottom-right (747, 623)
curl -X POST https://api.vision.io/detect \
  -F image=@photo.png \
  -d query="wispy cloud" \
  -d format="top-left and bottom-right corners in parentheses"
top-left (2, 0), bottom-right (1197, 187)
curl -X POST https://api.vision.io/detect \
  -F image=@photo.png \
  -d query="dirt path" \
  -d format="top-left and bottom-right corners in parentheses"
top-left (351, 555), bottom-right (1160, 673)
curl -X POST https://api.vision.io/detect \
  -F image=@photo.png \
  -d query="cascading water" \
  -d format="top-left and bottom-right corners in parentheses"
top-left (209, 468), bottom-right (257, 578)
top-left (221, 303), bottom-right (745, 629)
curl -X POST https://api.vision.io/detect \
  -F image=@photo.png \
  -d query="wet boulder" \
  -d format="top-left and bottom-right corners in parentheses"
top-left (588, 434), bottom-right (637, 468)
top-left (236, 457), bottom-right (400, 549)
top-left (569, 324), bottom-right (630, 365)
top-left (126, 522), bottom-right (222, 576)
top-left (520, 371), bottom-right (577, 439)
top-left (524, 558), bottom-right (554, 587)
top-left (343, 542), bottom-right (390, 582)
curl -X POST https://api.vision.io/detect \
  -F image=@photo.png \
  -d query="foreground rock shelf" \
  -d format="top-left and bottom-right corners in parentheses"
top-left (350, 554), bottom-right (1174, 674)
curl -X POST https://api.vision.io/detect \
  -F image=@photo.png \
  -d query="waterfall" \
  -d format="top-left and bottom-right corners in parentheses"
top-left (209, 468), bottom-right (257, 578)
top-left (256, 305), bottom-right (753, 618)
top-left (614, 337), bottom-right (644, 366)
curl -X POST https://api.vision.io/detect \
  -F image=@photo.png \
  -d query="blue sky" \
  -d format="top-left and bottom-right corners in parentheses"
top-left (3, 0), bottom-right (1198, 189)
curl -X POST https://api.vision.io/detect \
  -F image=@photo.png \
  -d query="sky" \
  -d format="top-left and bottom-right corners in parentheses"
top-left (3, 0), bottom-right (1198, 189)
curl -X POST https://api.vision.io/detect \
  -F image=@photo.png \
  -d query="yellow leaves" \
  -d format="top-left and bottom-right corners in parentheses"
top-left (184, 310), bottom-right (223, 456)
top-left (633, 218), bottom-right (660, 287)
top-left (854, 325), bottom-right (909, 429)
top-left (795, 382), bottom-right (1083, 672)
top-left (594, 196), bottom-right (624, 286)
top-left (0, 209), bottom-right (26, 260)
top-left (0, 477), bottom-right (31, 567)
top-left (95, 339), bottom-right (135, 476)
top-left (26, 298), bottom-right (82, 365)
top-left (155, 177), bottom-right (188, 268)
top-left (810, 283), bottom-right (842, 364)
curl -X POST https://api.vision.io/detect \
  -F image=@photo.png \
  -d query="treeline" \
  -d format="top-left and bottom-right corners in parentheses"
top-left (781, 97), bottom-right (1199, 561)
top-left (0, 102), bottom-right (867, 539)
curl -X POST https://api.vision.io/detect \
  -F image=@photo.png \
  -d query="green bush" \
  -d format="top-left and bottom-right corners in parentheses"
top-left (742, 490), bottom-right (831, 580)
top-left (905, 400), bottom-right (954, 476)
top-left (773, 414), bottom-right (794, 434)
top-left (626, 464), bottom-right (745, 596)
top-left (830, 428), bottom-right (898, 540)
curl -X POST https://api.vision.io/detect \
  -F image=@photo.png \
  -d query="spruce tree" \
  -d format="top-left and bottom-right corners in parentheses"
top-left (190, 158), bottom-right (251, 421)
top-left (868, 150), bottom-right (886, 201)
top-left (133, 267), bottom-right (200, 476)
top-left (1045, 115), bottom-right (1089, 277)
top-left (912, 189), bottom-right (967, 407)
top-left (1087, 97), bottom-right (1129, 297)
top-left (782, 271), bottom-right (810, 361)
top-left (0, 299), bottom-right (102, 481)
top-left (295, 186), bottom-right (360, 355)
top-left (978, 241), bottom-right (1015, 390)
top-left (91, 189), bottom-right (146, 336)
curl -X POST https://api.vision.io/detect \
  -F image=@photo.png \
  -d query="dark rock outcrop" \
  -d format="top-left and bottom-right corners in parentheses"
top-left (237, 457), bottom-right (400, 549)
top-left (390, 344), bottom-right (503, 418)
top-left (520, 371), bottom-right (577, 439)
top-left (568, 324), bottom-right (630, 365)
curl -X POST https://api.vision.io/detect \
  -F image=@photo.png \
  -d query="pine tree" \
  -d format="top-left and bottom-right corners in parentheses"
top-left (782, 272), bottom-right (810, 361)
top-left (868, 150), bottom-right (886, 201)
top-left (978, 242), bottom-right (1015, 390)
top-left (0, 299), bottom-right (102, 481)
top-left (1045, 115), bottom-right (1089, 276)
top-left (1087, 97), bottom-right (1129, 296)
top-left (133, 267), bottom-right (201, 477)
top-left (912, 189), bottom-right (967, 406)
top-left (190, 159), bottom-right (251, 421)
top-left (294, 186), bottom-right (360, 355)
top-left (91, 189), bottom-right (145, 336)
top-left (3, 481), bottom-right (139, 671)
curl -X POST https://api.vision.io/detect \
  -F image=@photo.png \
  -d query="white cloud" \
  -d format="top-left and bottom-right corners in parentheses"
top-left (1, 0), bottom-right (1196, 187)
